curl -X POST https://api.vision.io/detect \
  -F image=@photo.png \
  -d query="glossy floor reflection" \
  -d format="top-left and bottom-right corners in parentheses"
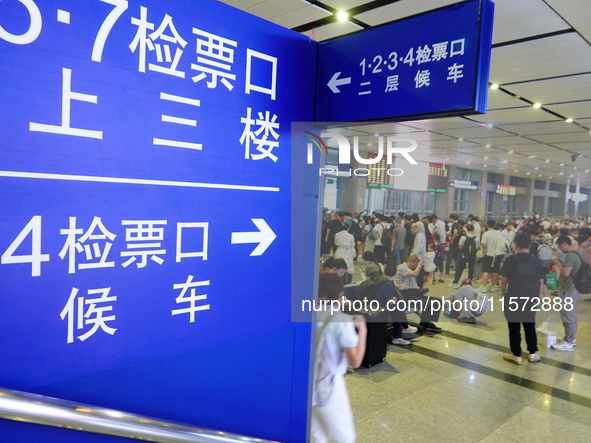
top-left (346, 264), bottom-right (591, 443)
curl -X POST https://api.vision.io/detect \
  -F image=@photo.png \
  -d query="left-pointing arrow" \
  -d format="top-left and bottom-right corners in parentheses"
top-left (327, 71), bottom-right (352, 93)
top-left (231, 218), bottom-right (276, 256)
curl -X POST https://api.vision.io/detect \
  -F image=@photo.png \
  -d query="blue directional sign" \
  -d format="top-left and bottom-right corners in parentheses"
top-left (0, 0), bottom-right (316, 440)
top-left (316, 0), bottom-right (494, 122)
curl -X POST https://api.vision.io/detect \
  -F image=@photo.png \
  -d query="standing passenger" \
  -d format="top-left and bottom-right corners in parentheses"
top-left (312, 274), bottom-right (367, 443)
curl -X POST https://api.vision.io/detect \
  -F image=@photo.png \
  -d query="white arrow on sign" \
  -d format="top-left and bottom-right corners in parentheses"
top-left (231, 218), bottom-right (276, 256)
top-left (327, 71), bottom-right (351, 93)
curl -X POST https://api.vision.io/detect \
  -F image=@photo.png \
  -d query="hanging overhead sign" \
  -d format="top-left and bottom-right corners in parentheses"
top-left (316, 0), bottom-right (494, 122)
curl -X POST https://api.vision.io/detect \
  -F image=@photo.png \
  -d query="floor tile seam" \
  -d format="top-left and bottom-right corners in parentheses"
top-left (409, 344), bottom-right (591, 410)
top-left (439, 329), bottom-right (591, 377)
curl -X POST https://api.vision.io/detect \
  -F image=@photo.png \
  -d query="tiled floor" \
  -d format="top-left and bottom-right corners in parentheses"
top-left (346, 263), bottom-right (591, 443)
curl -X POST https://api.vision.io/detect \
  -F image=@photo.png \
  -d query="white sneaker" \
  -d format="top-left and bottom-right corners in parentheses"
top-left (529, 353), bottom-right (541, 363)
top-left (448, 283), bottom-right (460, 289)
top-left (480, 286), bottom-right (488, 293)
top-left (391, 337), bottom-right (412, 345)
top-left (494, 283), bottom-right (500, 288)
top-left (503, 354), bottom-right (522, 365)
top-left (402, 326), bottom-right (418, 334)
top-left (552, 341), bottom-right (575, 352)
top-left (557, 339), bottom-right (577, 347)
top-left (489, 287), bottom-right (497, 293)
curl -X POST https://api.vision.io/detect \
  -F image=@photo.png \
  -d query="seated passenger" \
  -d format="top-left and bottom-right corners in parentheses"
top-left (447, 278), bottom-right (490, 324)
top-left (393, 255), bottom-right (442, 335)
top-left (358, 263), bottom-right (415, 345)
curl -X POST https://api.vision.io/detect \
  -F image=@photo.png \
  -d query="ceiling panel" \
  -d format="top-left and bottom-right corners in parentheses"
top-left (244, 0), bottom-right (312, 20)
top-left (497, 121), bottom-right (591, 136)
top-left (490, 33), bottom-right (591, 85)
top-left (470, 107), bottom-right (562, 124)
top-left (303, 20), bottom-right (363, 41)
top-left (397, 117), bottom-right (476, 131)
top-left (466, 137), bottom-right (539, 146)
top-left (218, 0), bottom-right (264, 9)
top-left (491, 0), bottom-right (569, 44)
top-left (355, 0), bottom-right (461, 27)
top-left (507, 74), bottom-right (591, 105)
top-left (487, 89), bottom-right (530, 110)
top-left (323, 0), bottom-right (369, 10)
top-left (273, 4), bottom-right (332, 28)
top-left (437, 126), bottom-right (516, 139)
top-left (545, 101), bottom-right (591, 120)
top-left (545, 0), bottom-right (591, 46)
top-left (527, 130), bottom-right (591, 144)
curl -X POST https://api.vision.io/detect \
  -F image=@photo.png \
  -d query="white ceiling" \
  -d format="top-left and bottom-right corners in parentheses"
top-left (219, 0), bottom-right (591, 187)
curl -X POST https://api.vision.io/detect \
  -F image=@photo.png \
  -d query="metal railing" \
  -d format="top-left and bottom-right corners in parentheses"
top-left (0, 387), bottom-right (279, 443)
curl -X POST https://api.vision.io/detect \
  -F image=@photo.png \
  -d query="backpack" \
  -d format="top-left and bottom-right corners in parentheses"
top-left (347, 220), bottom-right (362, 243)
top-left (536, 241), bottom-right (553, 265)
top-left (312, 315), bottom-right (338, 407)
top-left (462, 236), bottom-right (477, 260)
top-left (355, 276), bottom-right (389, 302)
top-left (452, 223), bottom-right (463, 244)
top-left (571, 251), bottom-right (591, 294)
top-left (508, 254), bottom-right (541, 297)
top-left (379, 223), bottom-right (393, 249)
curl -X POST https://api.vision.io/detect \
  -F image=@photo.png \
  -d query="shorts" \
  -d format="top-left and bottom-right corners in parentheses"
top-left (482, 255), bottom-right (503, 273)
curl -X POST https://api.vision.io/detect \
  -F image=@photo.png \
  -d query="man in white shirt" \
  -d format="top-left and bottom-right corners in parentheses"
top-left (480, 219), bottom-right (505, 292)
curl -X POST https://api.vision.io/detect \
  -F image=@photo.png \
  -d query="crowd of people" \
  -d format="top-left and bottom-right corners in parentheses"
top-left (313, 209), bottom-right (591, 442)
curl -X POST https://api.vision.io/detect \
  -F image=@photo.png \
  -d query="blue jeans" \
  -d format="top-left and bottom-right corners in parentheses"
top-left (393, 248), bottom-right (406, 266)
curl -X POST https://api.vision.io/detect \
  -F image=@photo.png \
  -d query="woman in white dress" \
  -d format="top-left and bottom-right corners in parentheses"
top-left (334, 224), bottom-right (356, 283)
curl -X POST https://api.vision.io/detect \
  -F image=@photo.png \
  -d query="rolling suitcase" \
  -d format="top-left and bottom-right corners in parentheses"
top-left (360, 310), bottom-right (388, 368)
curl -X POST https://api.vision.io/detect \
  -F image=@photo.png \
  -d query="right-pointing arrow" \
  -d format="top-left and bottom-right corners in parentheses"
top-left (231, 218), bottom-right (276, 256)
top-left (327, 71), bottom-right (351, 93)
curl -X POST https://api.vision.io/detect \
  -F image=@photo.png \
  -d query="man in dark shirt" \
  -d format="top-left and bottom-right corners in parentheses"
top-left (500, 234), bottom-right (544, 365)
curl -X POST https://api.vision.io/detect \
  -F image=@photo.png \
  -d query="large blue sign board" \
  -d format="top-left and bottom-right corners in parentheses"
top-left (0, 0), bottom-right (316, 441)
top-left (316, 0), bottom-right (494, 122)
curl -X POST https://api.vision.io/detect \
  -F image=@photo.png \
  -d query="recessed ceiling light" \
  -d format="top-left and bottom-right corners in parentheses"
top-left (533, 103), bottom-right (542, 109)
top-left (586, 169), bottom-right (590, 173)
top-left (483, 164), bottom-right (488, 167)
top-left (545, 159), bottom-right (550, 163)
top-left (486, 123), bottom-right (494, 128)
top-left (484, 156), bottom-right (489, 160)
top-left (466, 160), bottom-right (470, 164)
top-left (367, 143), bottom-right (372, 147)
top-left (528, 155), bottom-right (536, 159)
top-left (490, 84), bottom-right (499, 90)
top-left (566, 118), bottom-right (574, 123)
top-left (502, 167), bottom-right (506, 170)
top-left (336, 11), bottom-right (349, 21)
top-left (526, 172), bottom-right (531, 175)
top-left (502, 159), bottom-right (508, 164)
top-left (508, 150), bottom-right (514, 154)
top-left (538, 174), bottom-right (542, 177)
top-left (485, 144), bottom-right (491, 148)
top-left (574, 166), bottom-right (578, 170)
top-left (549, 176), bottom-right (553, 179)
top-left (458, 138), bottom-right (464, 141)
top-left (560, 163), bottom-right (565, 166)
top-left (570, 174), bottom-right (574, 177)
top-left (559, 172), bottom-right (564, 175)
top-left (534, 167), bottom-right (539, 170)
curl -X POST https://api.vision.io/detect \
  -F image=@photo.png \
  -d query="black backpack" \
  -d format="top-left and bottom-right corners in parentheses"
top-left (380, 223), bottom-right (393, 249)
top-left (571, 251), bottom-right (591, 294)
top-left (355, 276), bottom-right (390, 303)
top-left (462, 236), bottom-right (477, 260)
top-left (508, 254), bottom-right (541, 297)
top-left (452, 222), bottom-right (463, 244)
top-left (348, 220), bottom-right (362, 243)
